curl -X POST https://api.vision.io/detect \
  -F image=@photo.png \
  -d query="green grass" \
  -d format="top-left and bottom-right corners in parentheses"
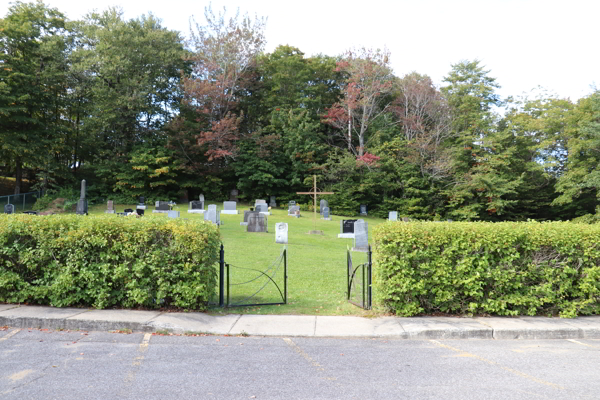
top-left (85, 201), bottom-right (387, 316)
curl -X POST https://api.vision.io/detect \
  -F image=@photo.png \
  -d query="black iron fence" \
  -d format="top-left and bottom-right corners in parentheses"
top-left (347, 245), bottom-right (372, 310)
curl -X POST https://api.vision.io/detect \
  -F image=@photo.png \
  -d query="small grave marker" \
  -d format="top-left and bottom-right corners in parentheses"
top-left (389, 211), bottom-right (398, 221)
top-left (359, 204), bottom-right (367, 216)
top-left (188, 200), bottom-right (204, 214)
top-left (105, 200), bottom-right (115, 214)
top-left (338, 219), bottom-right (357, 239)
top-left (4, 204), bottom-right (15, 214)
top-left (322, 206), bottom-right (331, 221)
top-left (275, 222), bottom-right (288, 244)
top-left (247, 213), bottom-right (268, 233)
top-left (221, 201), bottom-right (239, 215)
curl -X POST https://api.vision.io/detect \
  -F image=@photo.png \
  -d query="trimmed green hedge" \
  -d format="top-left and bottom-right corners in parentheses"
top-left (373, 221), bottom-right (600, 318)
top-left (0, 214), bottom-right (220, 310)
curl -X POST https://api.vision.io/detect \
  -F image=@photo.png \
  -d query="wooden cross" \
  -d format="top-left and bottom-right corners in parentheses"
top-left (297, 175), bottom-right (334, 232)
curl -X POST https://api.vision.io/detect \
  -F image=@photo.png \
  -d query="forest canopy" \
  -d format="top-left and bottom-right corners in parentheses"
top-left (1, 1), bottom-right (599, 221)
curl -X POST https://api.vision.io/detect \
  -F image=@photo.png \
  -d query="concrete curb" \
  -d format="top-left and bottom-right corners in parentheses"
top-left (1, 304), bottom-right (599, 339)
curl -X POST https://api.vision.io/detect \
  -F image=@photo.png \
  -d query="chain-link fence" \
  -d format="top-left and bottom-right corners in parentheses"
top-left (1, 191), bottom-right (42, 213)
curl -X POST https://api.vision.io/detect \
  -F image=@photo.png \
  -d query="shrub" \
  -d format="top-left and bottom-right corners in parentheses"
top-left (0, 214), bottom-right (220, 310)
top-left (373, 221), bottom-right (600, 318)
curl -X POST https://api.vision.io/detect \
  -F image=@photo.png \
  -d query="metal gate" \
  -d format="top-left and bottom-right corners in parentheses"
top-left (347, 245), bottom-right (372, 309)
top-left (218, 244), bottom-right (287, 308)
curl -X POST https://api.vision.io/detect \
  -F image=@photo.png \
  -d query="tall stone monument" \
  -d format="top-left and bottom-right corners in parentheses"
top-left (76, 179), bottom-right (88, 215)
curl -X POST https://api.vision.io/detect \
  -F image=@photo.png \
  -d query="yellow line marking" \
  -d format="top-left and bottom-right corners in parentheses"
top-left (0, 329), bottom-right (21, 342)
top-left (7, 369), bottom-right (34, 382)
top-left (429, 340), bottom-right (564, 390)
top-left (567, 339), bottom-right (600, 349)
top-left (283, 338), bottom-right (336, 380)
top-left (123, 333), bottom-right (152, 384)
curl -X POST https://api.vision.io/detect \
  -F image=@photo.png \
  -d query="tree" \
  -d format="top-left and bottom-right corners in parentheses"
top-left (173, 5), bottom-right (266, 169)
top-left (0, 1), bottom-right (70, 194)
top-left (324, 48), bottom-right (394, 157)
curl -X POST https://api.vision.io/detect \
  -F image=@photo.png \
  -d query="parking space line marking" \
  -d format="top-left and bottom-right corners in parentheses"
top-left (430, 340), bottom-right (564, 390)
top-left (567, 339), bottom-right (600, 349)
top-left (0, 329), bottom-right (21, 342)
top-left (283, 338), bottom-right (337, 381)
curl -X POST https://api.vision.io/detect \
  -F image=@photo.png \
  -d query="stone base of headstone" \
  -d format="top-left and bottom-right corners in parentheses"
top-left (337, 233), bottom-right (355, 239)
top-left (321, 217), bottom-right (332, 221)
top-left (187, 209), bottom-right (205, 214)
top-left (351, 247), bottom-right (369, 252)
top-left (220, 210), bottom-right (239, 215)
top-left (137, 205), bottom-right (147, 210)
top-left (240, 222), bottom-right (249, 226)
top-left (105, 210), bottom-right (116, 214)
top-left (152, 210), bottom-right (170, 214)
top-left (259, 211), bottom-right (271, 216)
top-left (307, 230), bottom-right (324, 235)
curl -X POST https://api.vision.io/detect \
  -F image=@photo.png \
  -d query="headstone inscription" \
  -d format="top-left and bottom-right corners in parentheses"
top-left (275, 222), bottom-right (288, 244)
top-left (221, 201), bottom-right (239, 214)
top-left (255, 199), bottom-right (267, 205)
top-left (247, 213), bottom-right (268, 233)
top-left (152, 201), bottom-right (170, 213)
top-left (352, 219), bottom-right (369, 252)
top-left (188, 200), bottom-right (205, 214)
top-left (4, 204), bottom-right (15, 214)
top-left (389, 211), bottom-right (398, 221)
top-left (105, 200), bottom-right (115, 214)
top-left (338, 219), bottom-right (357, 239)
top-left (269, 196), bottom-right (277, 208)
top-left (76, 179), bottom-right (88, 215)
top-left (359, 204), bottom-right (367, 216)
top-left (322, 206), bottom-right (331, 220)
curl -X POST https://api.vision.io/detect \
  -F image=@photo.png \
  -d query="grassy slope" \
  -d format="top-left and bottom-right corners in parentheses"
top-left (87, 201), bottom-right (386, 316)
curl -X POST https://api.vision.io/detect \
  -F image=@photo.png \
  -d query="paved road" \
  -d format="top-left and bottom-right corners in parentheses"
top-left (1, 328), bottom-right (599, 399)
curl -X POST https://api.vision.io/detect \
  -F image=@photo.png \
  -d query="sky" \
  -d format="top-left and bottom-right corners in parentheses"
top-left (2, 0), bottom-right (599, 102)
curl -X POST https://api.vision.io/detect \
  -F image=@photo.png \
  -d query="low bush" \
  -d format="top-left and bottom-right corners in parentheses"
top-left (373, 221), bottom-right (600, 318)
top-left (0, 214), bottom-right (220, 310)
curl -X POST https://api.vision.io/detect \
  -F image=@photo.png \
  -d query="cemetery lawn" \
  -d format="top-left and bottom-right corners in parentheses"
top-left (87, 203), bottom-right (387, 316)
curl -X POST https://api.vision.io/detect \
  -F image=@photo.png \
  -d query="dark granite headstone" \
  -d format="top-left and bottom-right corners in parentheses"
top-left (269, 195), bottom-right (276, 207)
top-left (138, 196), bottom-right (145, 204)
top-left (359, 204), bottom-right (367, 216)
top-left (230, 189), bottom-right (239, 201)
top-left (190, 200), bottom-right (204, 210)
top-left (342, 219), bottom-right (357, 234)
top-left (136, 209), bottom-right (144, 216)
top-left (322, 206), bottom-right (330, 219)
top-left (4, 204), bottom-right (14, 214)
top-left (155, 201), bottom-right (170, 211)
top-left (256, 204), bottom-right (268, 213)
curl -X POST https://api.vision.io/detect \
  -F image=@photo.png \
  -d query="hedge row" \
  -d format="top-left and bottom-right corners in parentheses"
top-left (373, 221), bottom-right (600, 318)
top-left (0, 214), bottom-right (220, 310)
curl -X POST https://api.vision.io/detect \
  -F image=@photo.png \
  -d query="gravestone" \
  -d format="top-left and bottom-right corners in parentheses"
top-left (137, 196), bottom-right (146, 210)
top-left (152, 201), bottom-right (170, 214)
top-left (221, 201), bottom-right (239, 215)
top-left (322, 206), bottom-right (331, 221)
top-left (230, 189), bottom-right (239, 201)
top-left (136, 209), bottom-right (145, 216)
top-left (76, 179), bottom-right (88, 215)
top-left (188, 200), bottom-right (205, 214)
top-left (389, 211), bottom-right (398, 221)
top-left (247, 213), bottom-right (268, 233)
top-left (320, 199), bottom-right (328, 215)
top-left (359, 204), bottom-right (367, 216)
top-left (204, 208), bottom-right (218, 225)
top-left (105, 200), bottom-right (115, 214)
top-left (168, 210), bottom-right (179, 218)
top-left (275, 222), bottom-right (288, 244)
top-left (269, 196), bottom-right (277, 208)
top-left (288, 200), bottom-right (296, 208)
top-left (288, 205), bottom-right (300, 216)
top-left (4, 204), bottom-right (14, 214)
top-left (338, 219), bottom-right (357, 239)
top-left (255, 203), bottom-right (270, 215)
top-left (402, 217), bottom-right (409, 222)
top-left (352, 219), bottom-right (369, 252)
top-left (241, 210), bottom-right (259, 226)
top-left (124, 208), bottom-right (134, 214)
top-left (199, 194), bottom-right (205, 202)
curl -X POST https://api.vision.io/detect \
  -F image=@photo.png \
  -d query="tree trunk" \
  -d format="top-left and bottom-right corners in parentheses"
top-left (14, 156), bottom-right (22, 195)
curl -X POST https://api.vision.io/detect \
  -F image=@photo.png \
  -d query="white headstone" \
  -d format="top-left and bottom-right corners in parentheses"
top-left (275, 222), bottom-right (288, 244)
top-left (168, 210), bottom-right (180, 218)
top-left (389, 211), bottom-right (398, 221)
top-left (352, 219), bottom-right (368, 252)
